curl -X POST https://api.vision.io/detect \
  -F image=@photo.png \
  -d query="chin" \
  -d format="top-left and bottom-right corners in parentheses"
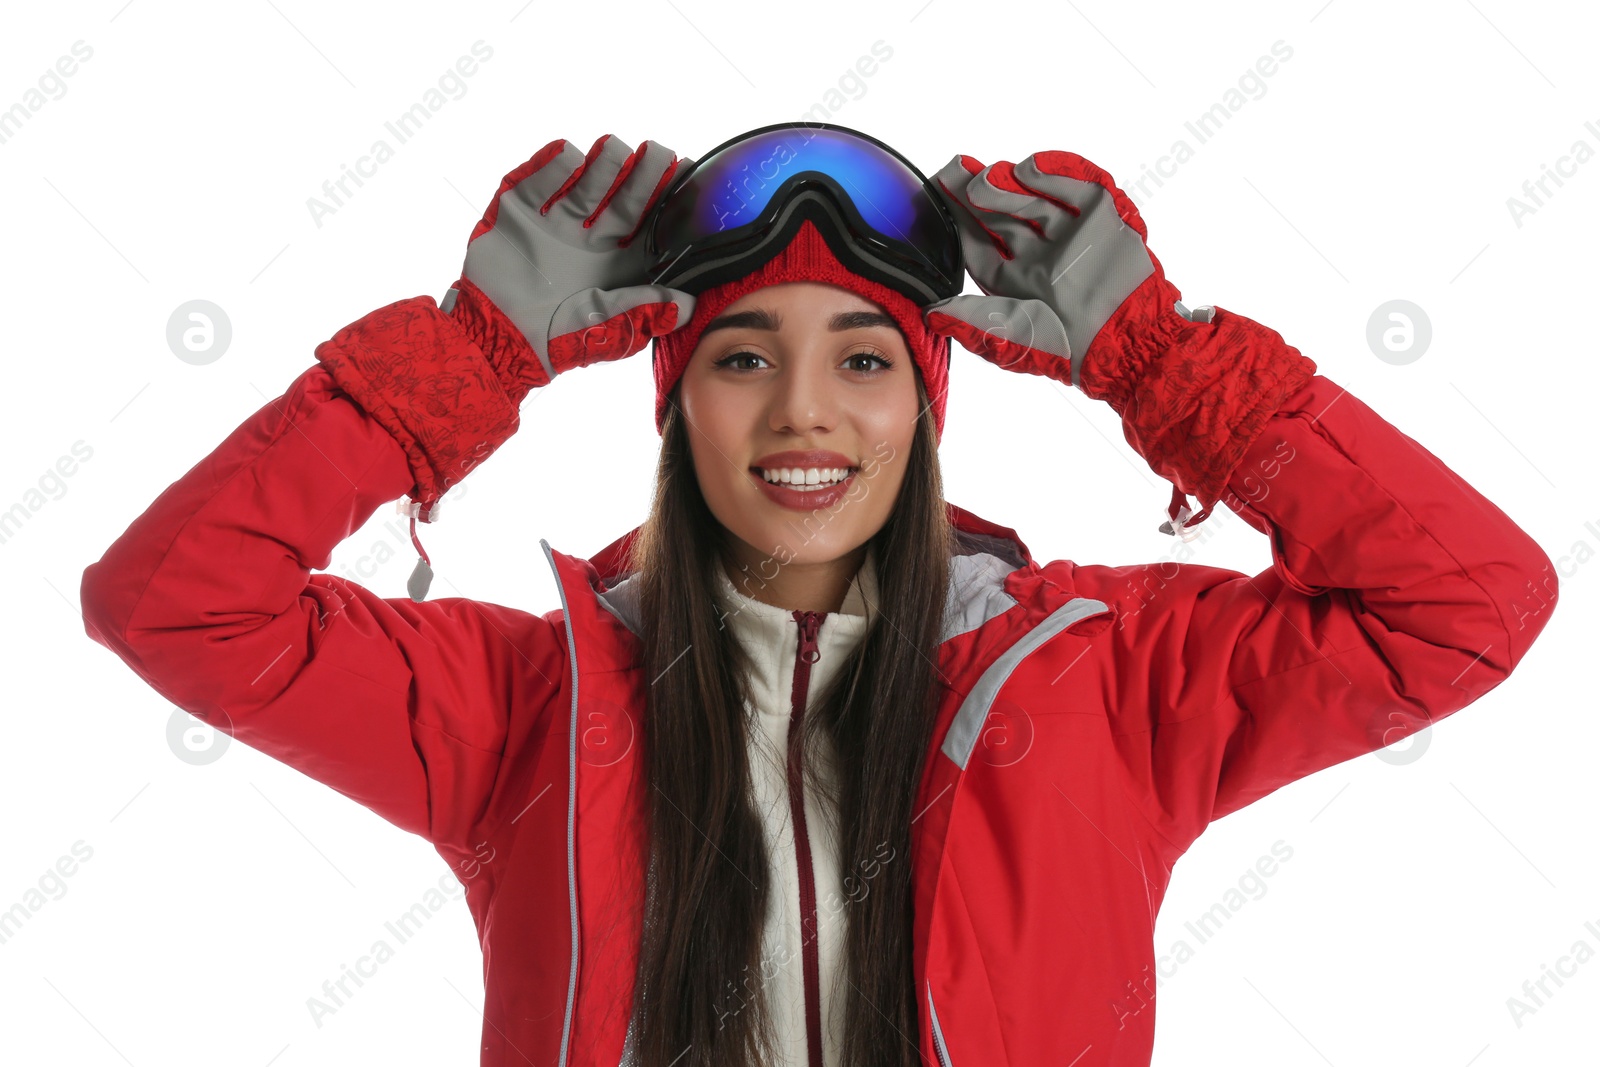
top-left (730, 517), bottom-right (873, 569)
top-left (761, 518), bottom-right (876, 566)
top-left (773, 538), bottom-right (866, 568)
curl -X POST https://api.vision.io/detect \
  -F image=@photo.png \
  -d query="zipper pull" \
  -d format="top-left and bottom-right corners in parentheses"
top-left (794, 609), bottom-right (823, 664)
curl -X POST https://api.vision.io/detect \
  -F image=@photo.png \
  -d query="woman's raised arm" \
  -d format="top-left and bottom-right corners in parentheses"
top-left (924, 148), bottom-right (1559, 858)
top-left (1059, 370), bottom-right (1559, 856)
top-left (79, 134), bottom-right (695, 858)
top-left (79, 351), bottom-right (566, 857)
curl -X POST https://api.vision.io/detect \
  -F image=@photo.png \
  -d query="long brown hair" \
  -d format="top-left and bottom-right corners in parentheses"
top-left (624, 371), bottom-right (953, 1066)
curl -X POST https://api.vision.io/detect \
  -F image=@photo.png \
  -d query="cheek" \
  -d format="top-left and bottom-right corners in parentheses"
top-left (680, 379), bottom-right (749, 492)
top-left (681, 366), bottom-right (742, 433)
top-left (856, 380), bottom-right (919, 454)
top-left (848, 407), bottom-right (917, 504)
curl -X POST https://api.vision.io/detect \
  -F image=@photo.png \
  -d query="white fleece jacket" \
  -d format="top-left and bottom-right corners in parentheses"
top-left (709, 553), bottom-right (880, 1067)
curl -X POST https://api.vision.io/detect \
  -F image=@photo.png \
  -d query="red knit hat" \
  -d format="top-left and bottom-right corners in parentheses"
top-left (651, 218), bottom-right (952, 439)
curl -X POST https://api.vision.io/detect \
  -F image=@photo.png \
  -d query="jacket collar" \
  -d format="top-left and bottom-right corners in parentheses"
top-left (710, 549), bottom-right (878, 666)
top-left (541, 503), bottom-right (1067, 679)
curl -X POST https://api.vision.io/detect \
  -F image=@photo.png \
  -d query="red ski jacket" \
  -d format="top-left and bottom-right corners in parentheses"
top-left (81, 352), bottom-right (1557, 1066)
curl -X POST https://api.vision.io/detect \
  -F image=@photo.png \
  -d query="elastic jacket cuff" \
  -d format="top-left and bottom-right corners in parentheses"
top-left (313, 295), bottom-right (524, 519)
top-left (1091, 304), bottom-right (1318, 514)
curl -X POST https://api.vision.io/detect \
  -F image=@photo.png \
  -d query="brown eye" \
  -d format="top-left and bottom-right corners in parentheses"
top-left (712, 351), bottom-right (768, 371)
top-left (844, 351), bottom-right (894, 373)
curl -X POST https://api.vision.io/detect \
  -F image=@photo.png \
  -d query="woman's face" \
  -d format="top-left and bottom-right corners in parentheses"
top-left (677, 281), bottom-right (922, 579)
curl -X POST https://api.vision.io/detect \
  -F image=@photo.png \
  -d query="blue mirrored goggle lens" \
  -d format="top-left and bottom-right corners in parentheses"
top-left (656, 127), bottom-right (947, 259)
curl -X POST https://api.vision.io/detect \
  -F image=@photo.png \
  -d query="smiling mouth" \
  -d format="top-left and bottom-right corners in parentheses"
top-left (750, 466), bottom-right (858, 491)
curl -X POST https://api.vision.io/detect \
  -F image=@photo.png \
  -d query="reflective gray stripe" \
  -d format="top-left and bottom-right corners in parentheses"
top-left (927, 980), bottom-right (954, 1067)
top-left (940, 551), bottom-right (1020, 643)
top-left (440, 286), bottom-right (459, 314)
top-left (538, 538), bottom-right (581, 1067)
top-left (941, 597), bottom-right (1109, 770)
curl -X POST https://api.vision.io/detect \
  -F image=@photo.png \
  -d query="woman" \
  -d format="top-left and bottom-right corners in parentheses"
top-left (80, 124), bottom-right (1559, 1067)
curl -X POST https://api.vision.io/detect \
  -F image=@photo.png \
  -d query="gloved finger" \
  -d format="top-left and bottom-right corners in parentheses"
top-left (961, 161), bottom-right (1058, 247)
top-left (929, 152), bottom-right (1012, 259)
top-left (1015, 152), bottom-right (1149, 241)
top-left (1015, 150), bottom-right (1120, 196)
top-left (503, 139), bottom-right (587, 213)
top-left (469, 139), bottom-right (586, 245)
top-left (548, 133), bottom-right (635, 222)
top-left (986, 158), bottom-right (1086, 217)
top-left (965, 160), bottom-right (1081, 237)
top-left (586, 140), bottom-right (682, 243)
top-left (622, 151), bottom-right (693, 248)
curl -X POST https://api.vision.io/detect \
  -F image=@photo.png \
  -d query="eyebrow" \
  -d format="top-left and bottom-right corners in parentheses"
top-left (699, 306), bottom-right (899, 336)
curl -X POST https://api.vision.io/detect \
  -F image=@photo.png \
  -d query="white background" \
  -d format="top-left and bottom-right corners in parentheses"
top-left (1, 0), bottom-right (1593, 1063)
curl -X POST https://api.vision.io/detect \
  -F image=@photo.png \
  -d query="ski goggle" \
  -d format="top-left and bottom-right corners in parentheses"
top-left (643, 122), bottom-right (964, 306)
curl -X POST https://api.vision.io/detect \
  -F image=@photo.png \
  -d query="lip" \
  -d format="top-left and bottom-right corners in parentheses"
top-left (751, 449), bottom-right (856, 471)
top-left (747, 450), bottom-right (859, 513)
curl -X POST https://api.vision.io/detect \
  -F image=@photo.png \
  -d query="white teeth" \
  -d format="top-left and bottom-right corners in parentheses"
top-left (759, 465), bottom-right (853, 487)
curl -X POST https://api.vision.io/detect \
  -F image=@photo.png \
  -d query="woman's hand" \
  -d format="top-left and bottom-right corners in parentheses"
top-left (921, 150), bottom-right (1205, 413)
top-left (311, 135), bottom-right (697, 527)
top-left (922, 149), bottom-right (1316, 522)
top-left (447, 134), bottom-right (698, 405)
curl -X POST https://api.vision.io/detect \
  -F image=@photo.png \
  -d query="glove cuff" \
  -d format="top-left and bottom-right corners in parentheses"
top-left (313, 295), bottom-right (523, 519)
top-left (444, 275), bottom-right (552, 404)
top-left (1097, 303), bottom-right (1318, 512)
top-left (1077, 268), bottom-right (1187, 410)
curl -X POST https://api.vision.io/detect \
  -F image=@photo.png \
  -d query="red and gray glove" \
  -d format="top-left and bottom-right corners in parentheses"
top-left (315, 134), bottom-right (695, 522)
top-left (922, 150), bottom-right (1315, 529)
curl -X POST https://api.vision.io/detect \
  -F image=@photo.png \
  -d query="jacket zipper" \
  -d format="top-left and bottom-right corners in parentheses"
top-left (787, 608), bottom-right (826, 1067)
top-left (926, 980), bottom-right (955, 1067)
top-left (539, 541), bottom-right (582, 1067)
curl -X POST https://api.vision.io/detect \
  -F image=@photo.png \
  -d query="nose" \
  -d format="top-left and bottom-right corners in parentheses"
top-left (767, 353), bottom-right (840, 435)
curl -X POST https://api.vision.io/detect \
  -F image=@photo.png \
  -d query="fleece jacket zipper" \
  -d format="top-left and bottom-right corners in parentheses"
top-left (787, 608), bottom-right (826, 1067)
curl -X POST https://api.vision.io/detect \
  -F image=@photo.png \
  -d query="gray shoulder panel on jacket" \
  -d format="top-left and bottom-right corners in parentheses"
top-left (595, 574), bottom-right (643, 637)
top-left (940, 551), bottom-right (1021, 643)
top-left (940, 595), bottom-right (1111, 771)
